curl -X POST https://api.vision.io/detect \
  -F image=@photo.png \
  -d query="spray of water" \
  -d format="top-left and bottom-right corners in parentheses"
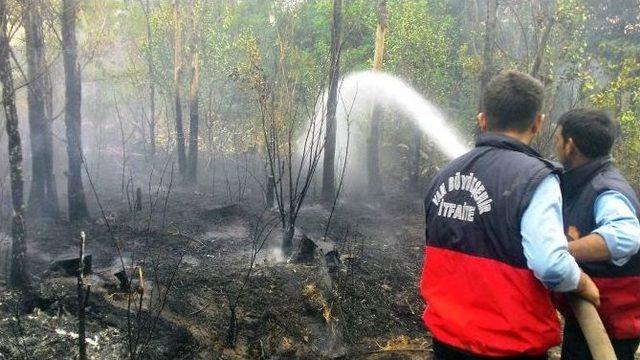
top-left (306, 71), bottom-right (469, 192)
top-left (335, 71), bottom-right (468, 159)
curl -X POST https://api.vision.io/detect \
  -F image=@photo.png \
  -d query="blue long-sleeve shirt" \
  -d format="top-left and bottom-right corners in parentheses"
top-left (521, 175), bottom-right (581, 292)
top-left (592, 190), bottom-right (640, 266)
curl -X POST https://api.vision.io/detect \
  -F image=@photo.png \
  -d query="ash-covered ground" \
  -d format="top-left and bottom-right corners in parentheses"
top-left (0, 185), bottom-right (432, 359)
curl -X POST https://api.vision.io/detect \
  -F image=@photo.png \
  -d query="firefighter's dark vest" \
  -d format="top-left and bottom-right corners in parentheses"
top-left (420, 133), bottom-right (563, 357)
top-left (560, 157), bottom-right (640, 340)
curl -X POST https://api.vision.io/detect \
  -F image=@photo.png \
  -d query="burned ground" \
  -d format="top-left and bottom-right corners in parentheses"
top-left (0, 186), bottom-right (433, 359)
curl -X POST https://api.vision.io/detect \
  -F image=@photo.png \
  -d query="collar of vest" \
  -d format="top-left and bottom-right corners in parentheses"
top-left (561, 156), bottom-right (613, 198)
top-left (476, 133), bottom-right (542, 156)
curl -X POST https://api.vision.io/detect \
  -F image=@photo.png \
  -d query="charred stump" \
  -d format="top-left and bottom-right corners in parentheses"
top-left (225, 306), bottom-right (237, 348)
top-left (76, 232), bottom-right (89, 360)
top-left (293, 235), bottom-right (317, 263)
top-left (135, 187), bottom-right (142, 212)
top-left (115, 269), bottom-right (131, 291)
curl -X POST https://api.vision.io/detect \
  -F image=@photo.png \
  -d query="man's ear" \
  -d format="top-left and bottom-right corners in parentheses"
top-left (477, 112), bottom-right (488, 133)
top-left (566, 137), bottom-right (579, 157)
top-left (531, 113), bottom-right (545, 135)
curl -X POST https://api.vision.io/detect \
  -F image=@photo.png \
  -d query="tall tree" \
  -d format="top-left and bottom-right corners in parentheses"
top-left (321, 0), bottom-right (342, 204)
top-left (174, 0), bottom-right (187, 176)
top-left (62, 0), bottom-right (88, 221)
top-left (140, 0), bottom-right (156, 158)
top-left (186, 2), bottom-right (200, 185)
top-left (22, 0), bottom-right (59, 218)
top-left (478, 0), bottom-right (497, 108)
top-left (0, 0), bottom-right (29, 287)
top-left (367, 0), bottom-right (387, 195)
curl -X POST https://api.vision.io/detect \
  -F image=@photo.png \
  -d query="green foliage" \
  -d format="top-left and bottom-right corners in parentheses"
top-left (62, 0), bottom-right (640, 186)
top-left (588, 57), bottom-right (640, 185)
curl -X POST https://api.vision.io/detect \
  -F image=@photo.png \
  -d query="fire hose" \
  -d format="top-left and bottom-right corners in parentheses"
top-left (569, 296), bottom-right (617, 360)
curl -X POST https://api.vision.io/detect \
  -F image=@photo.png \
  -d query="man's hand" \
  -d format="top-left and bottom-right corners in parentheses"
top-left (575, 271), bottom-right (600, 307)
top-left (567, 226), bottom-right (580, 242)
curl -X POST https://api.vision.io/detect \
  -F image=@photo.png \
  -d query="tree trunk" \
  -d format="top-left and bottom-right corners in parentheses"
top-left (372, 1), bottom-right (387, 72)
top-left (266, 174), bottom-right (275, 208)
top-left (530, 14), bottom-right (555, 79)
top-left (23, 0), bottom-right (59, 218)
top-left (321, 0), bottom-right (342, 204)
top-left (367, 0), bottom-right (387, 196)
top-left (62, 0), bottom-right (88, 221)
top-left (187, 12), bottom-right (200, 185)
top-left (143, 0), bottom-right (156, 159)
top-left (466, 0), bottom-right (480, 56)
top-left (174, 0), bottom-right (187, 176)
top-left (0, 0), bottom-right (29, 288)
top-left (478, 0), bottom-right (497, 109)
top-left (42, 44), bottom-right (58, 217)
top-left (282, 223), bottom-right (294, 257)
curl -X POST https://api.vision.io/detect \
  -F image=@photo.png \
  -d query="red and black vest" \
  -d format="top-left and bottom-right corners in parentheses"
top-left (420, 134), bottom-right (563, 357)
top-left (560, 157), bottom-right (640, 340)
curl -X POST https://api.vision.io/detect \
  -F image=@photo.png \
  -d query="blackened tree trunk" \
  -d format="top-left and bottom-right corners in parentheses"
top-left (23, 0), bottom-right (59, 218)
top-left (62, 0), bottom-right (88, 221)
top-left (0, 0), bottom-right (29, 288)
top-left (321, 0), bottom-right (342, 204)
top-left (266, 174), bottom-right (275, 208)
top-left (174, 0), bottom-right (187, 176)
top-left (43, 41), bottom-right (58, 213)
top-left (478, 0), bottom-right (497, 109)
top-left (367, 0), bottom-right (387, 196)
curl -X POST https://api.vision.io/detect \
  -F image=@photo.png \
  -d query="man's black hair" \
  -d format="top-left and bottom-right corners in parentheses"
top-left (482, 70), bottom-right (544, 132)
top-left (558, 108), bottom-right (618, 159)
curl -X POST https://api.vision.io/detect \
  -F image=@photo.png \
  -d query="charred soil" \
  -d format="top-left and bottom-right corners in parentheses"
top-left (0, 189), bottom-right (431, 359)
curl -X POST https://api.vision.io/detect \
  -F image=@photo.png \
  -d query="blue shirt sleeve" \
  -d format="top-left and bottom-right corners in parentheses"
top-left (592, 190), bottom-right (640, 266)
top-left (521, 174), bottom-right (581, 292)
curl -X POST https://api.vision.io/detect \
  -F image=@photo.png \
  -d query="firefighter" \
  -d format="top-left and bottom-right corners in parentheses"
top-left (420, 70), bottom-right (599, 359)
top-left (555, 108), bottom-right (640, 359)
